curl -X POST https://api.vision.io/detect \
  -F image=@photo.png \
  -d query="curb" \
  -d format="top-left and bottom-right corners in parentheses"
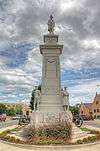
top-left (0, 139), bottom-right (100, 150)
top-left (0, 125), bottom-right (18, 133)
top-left (83, 125), bottom-right (100, 131)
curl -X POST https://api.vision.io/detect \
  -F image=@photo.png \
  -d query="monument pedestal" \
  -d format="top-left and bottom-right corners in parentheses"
top-left (31, 111), bottom-right (72, 129)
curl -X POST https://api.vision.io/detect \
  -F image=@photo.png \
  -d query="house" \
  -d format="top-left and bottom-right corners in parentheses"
top-left (80, 102), bottom-right (92, 117)
top-left (80, 93), bottom-right (100, 119)
top-left (92, 93), bottom-right (100, 118)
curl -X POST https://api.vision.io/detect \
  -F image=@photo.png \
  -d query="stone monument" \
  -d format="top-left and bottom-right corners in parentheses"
top-left (30, 16), bottom-right (92, 143)
top-left (31, 15), bottom-right (72, 128)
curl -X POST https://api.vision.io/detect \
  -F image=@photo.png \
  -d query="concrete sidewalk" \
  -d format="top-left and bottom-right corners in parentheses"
top-left (0, 141), bottom-right (100, 151)
top-left (82, 125), bottom-right (100, 131)
top-left (0, 125), bottom-right (17, 133)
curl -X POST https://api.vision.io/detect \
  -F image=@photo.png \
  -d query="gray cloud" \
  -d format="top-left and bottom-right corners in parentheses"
top-left (0, 0), bottom-right (100, 104)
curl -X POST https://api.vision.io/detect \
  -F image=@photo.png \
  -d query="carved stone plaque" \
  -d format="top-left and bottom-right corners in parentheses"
top-left (45, 58), bottom-right (57, 78)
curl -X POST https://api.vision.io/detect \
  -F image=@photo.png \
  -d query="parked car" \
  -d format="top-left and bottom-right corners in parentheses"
top-left (0, 114), bottom-right (6, 122)
top-left (18, 116), bottom-right (30, 125)
top-left (11, 115), bottom-right (24, 120)
top-left (81, 115), bottom-right (94, 121)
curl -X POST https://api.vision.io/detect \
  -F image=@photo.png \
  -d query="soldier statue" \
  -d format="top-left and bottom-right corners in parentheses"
top-left (34, 86), bottom-right (41, 111)
top-left (61, 87), bottom-right (69, 111)
top-left (48, 15), bottom-right (55, 34)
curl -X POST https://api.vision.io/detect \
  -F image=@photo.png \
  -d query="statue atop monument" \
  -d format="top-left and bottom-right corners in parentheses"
top-left (48, 15), bottom-right (55, 34)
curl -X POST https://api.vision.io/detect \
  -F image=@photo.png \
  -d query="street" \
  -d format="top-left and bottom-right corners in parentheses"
top-left (83, 119), bottom-right (100, 129)
top-left (0, 119), bottom-right (18, 129)
top-left (0, 119), bottom-right (100, 130)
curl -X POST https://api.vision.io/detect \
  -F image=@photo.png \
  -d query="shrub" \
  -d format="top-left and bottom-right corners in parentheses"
top-left (83, 138), bottom-right (88, 143)
top-left (35, 139), bottom-right (64, 145)
top-left (4, 129), bottom-right (11, 134)
top-left (37, 121), bottom-right (72, 140)
top-left (22, 124), bottom-right (36, 140)
top-left (90, 130), bottom-right (100, 134)
top-left (77, 135), bottom-right (98, 144)
top-left (0, 131), bottom-right (8, 138)
top-left (8, 136), bottom-right (16, 142)
top-left (87, 136), bottom-right (96, 142)
top-left (77, 139), bottom-right (83, 144)
top-left (80, 127), bottom-right (90, 132)
top-left (10, 127), bottom-right (19, 132)
top-left (3, 135), bottom-right (11, 141)
top-left (22, 121), bottom-right (72, 144)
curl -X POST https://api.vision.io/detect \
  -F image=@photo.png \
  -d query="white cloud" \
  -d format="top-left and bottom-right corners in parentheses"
top-left (0, 0), bottom-right (100, 104)
top-left (69, 78), bottom-right (100, 105)
top-left (82, 39), bottom-right (100, 49)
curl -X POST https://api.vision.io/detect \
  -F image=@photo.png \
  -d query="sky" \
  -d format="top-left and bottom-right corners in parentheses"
top-left (0, 0), bottom-right (100, 105)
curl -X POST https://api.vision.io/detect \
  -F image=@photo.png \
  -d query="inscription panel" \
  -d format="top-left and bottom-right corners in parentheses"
top-left (42, 86), bottom-right (60, 95)
top-left (45, 58), bottom-right (57, 77)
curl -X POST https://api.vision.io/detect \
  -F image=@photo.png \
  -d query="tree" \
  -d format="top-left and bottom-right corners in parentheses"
top-left (15, 105), bottom-right (23, 115)
top-left (38, 85), bottom-right (41, 91)
top-left (6, 108), bottom-right (16, 116)
top-left (69, 105), bottom-right (80, 115)
top-left (30, 89), bottom-right (35, 110)
top-left (0, 104), bottom-right (7, 114)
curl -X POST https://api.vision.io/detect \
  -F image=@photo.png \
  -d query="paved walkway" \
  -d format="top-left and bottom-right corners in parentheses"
top-left (83, 120), bottom-right (100, 131)
top-left (0, 141), bottom-right (100, 151)
top-left (0, 120), bottom-right (18, 129)
top-left (0, 125), bottom-right (17, 133)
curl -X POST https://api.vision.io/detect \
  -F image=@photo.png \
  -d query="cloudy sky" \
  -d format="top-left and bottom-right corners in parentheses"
top-left (0, 0), bottom-right (100, 105)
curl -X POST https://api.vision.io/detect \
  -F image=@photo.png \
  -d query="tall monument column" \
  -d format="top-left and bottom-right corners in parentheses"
top-left (31, 16), bottom-right (72, 127)
top-left (31, 16), bottom-right (85, 142)
top-left (39, 15), bottom-right (63, 113)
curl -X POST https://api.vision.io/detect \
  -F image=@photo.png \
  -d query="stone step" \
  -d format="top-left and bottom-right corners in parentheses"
top-left (71, 124), bottom-right (92, 141)
top-left (72, 134), bottom-right (89, 139)
top-left (72, 134), bottom-right (94, 142)
top-left (72, 131), bottom-right (88, 134)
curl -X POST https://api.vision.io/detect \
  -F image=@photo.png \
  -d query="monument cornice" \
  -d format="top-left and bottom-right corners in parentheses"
top-left (44, 34), bottom-right (59, 43)
top-left (40, 44), bottom-right (63, 54)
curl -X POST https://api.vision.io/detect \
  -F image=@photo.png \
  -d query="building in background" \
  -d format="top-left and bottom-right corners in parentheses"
top-left (80, 93), bottom-right (100, 119)
top-left (1, 103), bottom-right (32, 116)
top-left (80, 102), bottom-right (92, 117)
top-left (92, 93), bottom-right (100, 118)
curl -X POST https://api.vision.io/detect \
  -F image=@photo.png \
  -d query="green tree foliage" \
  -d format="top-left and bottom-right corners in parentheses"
top-left (38, 85), bottom-right (41, 91)
top-left (0, 104), bottom-right (7, 114)
top-left (6, 108), bottom-right (16, 116)
top-left (69, 105), bottom-right (80, 115)
top-left (15, 105), bottom-right (23, 115)
top-left (30, 89), bottom-right (35, 110)
top-left (0, 103), bottom-right (23, 116)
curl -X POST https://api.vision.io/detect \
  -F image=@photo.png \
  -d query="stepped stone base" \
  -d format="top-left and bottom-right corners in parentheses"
top-left (31, 111), bottom-right (93, 143)
top-left (71, 123), bottom-right (94, 143)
